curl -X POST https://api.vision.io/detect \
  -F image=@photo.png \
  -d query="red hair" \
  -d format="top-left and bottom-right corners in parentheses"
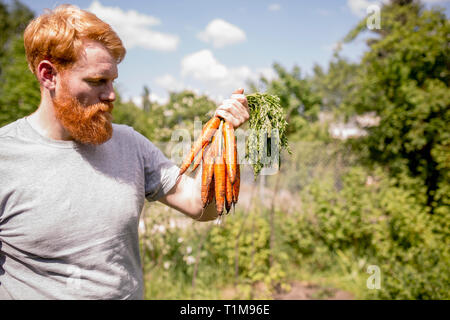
top-left (24, 4), bottom-right (126, 76)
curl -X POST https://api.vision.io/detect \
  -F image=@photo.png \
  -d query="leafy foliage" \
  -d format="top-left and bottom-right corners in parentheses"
top-left (111, 92), bottom-right (158, 140)
top-left (281, 166), bottom-right (449, 299)
top-left (0, 35), bottom-right (40, 127)
top-left (153, 90), bottom-right (217, 142)
top-left (342, 1), bottom-right (450, 213)
top-left (0, 0), bottom-right (39, 127)
top-left (245, 93), bottom-right (290, 177)
top-left (250, 63), bottom-right (324, 141)
top-left (311, 55), bottom-right (360, 117)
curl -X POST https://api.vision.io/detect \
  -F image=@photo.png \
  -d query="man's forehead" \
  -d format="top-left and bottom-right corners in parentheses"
top-left (71, 41), bottom-right (118, 77)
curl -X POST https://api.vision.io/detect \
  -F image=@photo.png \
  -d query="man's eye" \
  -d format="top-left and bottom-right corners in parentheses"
top-left (87, 79), bottom-right (105, 86)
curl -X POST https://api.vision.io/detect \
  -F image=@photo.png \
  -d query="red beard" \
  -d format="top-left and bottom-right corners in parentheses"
top-left (53, 84), bottom-right (114, 145)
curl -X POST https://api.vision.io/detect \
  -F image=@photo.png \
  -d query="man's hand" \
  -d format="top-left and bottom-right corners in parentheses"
top-left (214, 88), bottom-right (250, 128)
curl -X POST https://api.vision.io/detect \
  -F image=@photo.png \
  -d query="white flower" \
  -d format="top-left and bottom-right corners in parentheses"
top-left (163, 261), bottom-right (171, 269)
top-left (186, 246), bottom-right (192, 254)
top-left (157, 225), bottom-right (166, 234)
top-left (169, 219), bottom-right (176, 229)
top-left (177, 237), bottom-right (184, 243)
top-left (185, 256), bottom-right (196, 265)
top-left (145, 240), bottom-right (153, 251)
top-left (138, 219), bottom-right (146, 234)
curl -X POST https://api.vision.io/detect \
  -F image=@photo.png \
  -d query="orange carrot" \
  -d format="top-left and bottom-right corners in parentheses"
top-left (200, 124), bottom-right (222, 207)
top-left (207, 175), bottom-right (215, 206)
top-left (191, 144), bottom-right (205, 173)
top-left (225, 167), bottom-right (233, 214)
top-left (209, 122), bottom-right (221, 163)
top-left (201, 144), bottom-right (215, 208)
top-left (223, 121), bottom-right (237, 185)
top-left (214, 153), bottom-right (226, 216)
top-left (179, 116), bottom-right (220, 176)
top-left (232, 163), bottom-right (240, 205)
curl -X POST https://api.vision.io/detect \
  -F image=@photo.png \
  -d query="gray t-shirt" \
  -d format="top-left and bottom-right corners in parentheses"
top-left (0, 117), bottom-right (180, 299)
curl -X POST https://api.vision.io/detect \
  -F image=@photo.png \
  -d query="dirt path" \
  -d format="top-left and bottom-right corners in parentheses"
top-left (273, 281), bottom-right (354, 300)
top-left (220, 280), bottom-right (354, 300)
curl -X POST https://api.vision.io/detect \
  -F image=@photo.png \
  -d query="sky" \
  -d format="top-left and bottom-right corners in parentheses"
top-left (11, 0), bottom-right (450, 106)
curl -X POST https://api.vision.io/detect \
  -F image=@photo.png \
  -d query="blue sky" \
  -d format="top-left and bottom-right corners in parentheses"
top-left (12, 0), bottom-right (450, 105)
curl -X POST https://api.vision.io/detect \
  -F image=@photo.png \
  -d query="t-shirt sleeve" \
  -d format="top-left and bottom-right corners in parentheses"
top-left (131, 129), bottom-right (180, 202)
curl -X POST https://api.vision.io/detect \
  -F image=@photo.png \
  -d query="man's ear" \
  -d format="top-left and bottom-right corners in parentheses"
top-left (37, 60), bottom-right (58, 91)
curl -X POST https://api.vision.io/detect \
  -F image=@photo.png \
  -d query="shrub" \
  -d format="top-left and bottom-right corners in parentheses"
top-left (281, 166), bottom-right (449, 299)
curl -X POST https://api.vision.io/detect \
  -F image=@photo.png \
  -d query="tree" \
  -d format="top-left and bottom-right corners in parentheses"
top-left (250, 63), bottom-right (327, 142)
top-left (0, 0), bottom-right (39, 127)
top-left (155, 90), bottom-right (217, 142)
top-left (0, 0), bottom-right (34, 61)
top-left (142, 86), bottom-right (151, 113)
top-left (342, 0), bottom-right (449, 213)
top-left (311, 54), bottom-right (359, 118)
top-left (111, 91), bottom-right (157, 140)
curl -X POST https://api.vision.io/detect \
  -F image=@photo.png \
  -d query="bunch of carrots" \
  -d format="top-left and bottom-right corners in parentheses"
top-left (178, 92), bottom-right (289, 219)
top-left (178, 116), bottom-right (239, 217)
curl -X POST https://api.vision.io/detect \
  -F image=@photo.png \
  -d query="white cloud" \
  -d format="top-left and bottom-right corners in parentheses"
top-left (347, 0), bottom-right (377, 17)
top-left (87, 1), bottom-right (179, 51)
top-left (255, 67), bottom-right (278, 82)
top-left (131, 92), bottom-right (168, 107)
top-left (197, 19), bottom-right (246, 48)
top-left (131, 96), bottom-right (144, 108)
top-left (346, 0), bottom-right (394, 17)
top-left (150, 92), bottom-right (169, 105)
top-left (181, 50), bottom-right (228, 81)
top-left (155, 74), bottom-right (185, 92)
top-left (180, 50), bottom-right (276, 102)
top-left (268, 4), bottom-right (281, 11)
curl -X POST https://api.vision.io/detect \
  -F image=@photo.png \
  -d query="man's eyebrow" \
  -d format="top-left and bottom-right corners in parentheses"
top-left (85, 74), bottom-right (118, 80)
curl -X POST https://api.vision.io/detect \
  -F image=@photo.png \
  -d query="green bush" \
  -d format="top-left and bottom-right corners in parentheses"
top-left (203, 211), bottom-right (287, 288)
top-left (281, 166), bottom-right (449, 299)
top-left (140, 202), bottom-right (289, 299)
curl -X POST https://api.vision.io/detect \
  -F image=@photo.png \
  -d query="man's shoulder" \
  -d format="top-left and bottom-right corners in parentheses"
top-left (112, 122), bottom-right (133, 133)
top-left (110, 123), bottom-right (164, 157)
top-left (111, 123), bottom-right (152, 145)
top-left (111, 122), bottom-right (137, 141)
top-left (0, 118), bottom-right (23, 139)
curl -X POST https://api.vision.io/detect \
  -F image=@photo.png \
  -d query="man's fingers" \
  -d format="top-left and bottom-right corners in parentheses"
top-left (214, 109), bottom-right (243, 128)
top-left (231, 94), bottom-right (249, 112)
top-left (221, 99), bottom-right (245, 113)
top-left (218, 100), bottom-right (249, 122)
top-left (214, 88), bottom-right (249, 128)
top-left (231, 94), bottom-right (247, 105)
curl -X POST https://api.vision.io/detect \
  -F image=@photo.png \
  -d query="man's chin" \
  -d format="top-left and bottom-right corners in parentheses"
top-left (71, 123), bottom-right (113, 146)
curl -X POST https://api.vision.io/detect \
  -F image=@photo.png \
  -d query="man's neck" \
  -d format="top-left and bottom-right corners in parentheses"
top-left (27, 92), bottom-right (73, 141)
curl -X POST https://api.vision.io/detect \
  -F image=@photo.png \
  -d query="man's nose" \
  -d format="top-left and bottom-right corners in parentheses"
top-left (100, 82), bottom-right (116, 102)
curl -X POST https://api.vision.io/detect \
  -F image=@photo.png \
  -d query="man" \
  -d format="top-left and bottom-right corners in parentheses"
top-left (0, 4), bottom-right (249, 299)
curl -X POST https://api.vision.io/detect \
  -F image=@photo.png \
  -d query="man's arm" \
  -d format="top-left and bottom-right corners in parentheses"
top-left (158, 88), bottom-right (249, 221)
top-left (158, 164), bottom-right (217, 221)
